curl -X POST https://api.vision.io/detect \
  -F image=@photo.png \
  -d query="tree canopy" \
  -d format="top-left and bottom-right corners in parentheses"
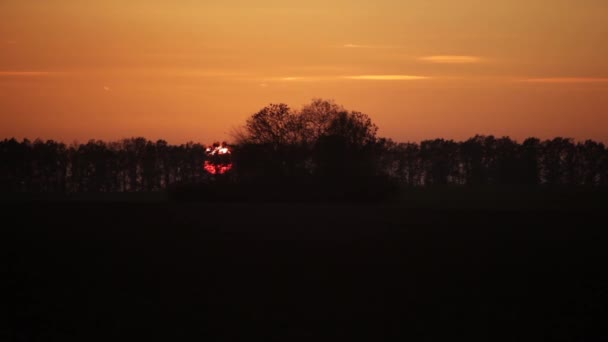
top-left (238, 99), bottom-right (378, 149)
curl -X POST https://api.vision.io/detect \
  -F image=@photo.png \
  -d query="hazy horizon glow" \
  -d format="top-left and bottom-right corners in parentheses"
top-left (1, 0), bottom-right (607, 144)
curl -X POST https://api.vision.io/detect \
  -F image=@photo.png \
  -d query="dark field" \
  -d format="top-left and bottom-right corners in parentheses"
top-left (6, 189), bottom-right (608, 341)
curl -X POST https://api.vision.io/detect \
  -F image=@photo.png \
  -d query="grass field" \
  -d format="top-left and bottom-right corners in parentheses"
top-left (7, 189), bottom-right (608, 341)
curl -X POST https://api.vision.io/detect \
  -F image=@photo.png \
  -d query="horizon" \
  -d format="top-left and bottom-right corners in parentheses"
top-left (2, 1), bottom-right (607, 144)
top-left (1, 130), bottom-right (605, 147)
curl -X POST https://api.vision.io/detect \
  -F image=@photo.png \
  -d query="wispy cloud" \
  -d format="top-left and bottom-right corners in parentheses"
top-left (342, 75), bottom-right (430, 81)
top-left (342, 43), bottom-right (373, 49)
top-left (419, 56), bottom-right (481, 64)
top-left (269, 75), bottom-right (430, 82)
top-left (523, 77), bottom-right (608, 83)
top-left (0, 71), bottom-right (55, 77)
top-left (341, 43), bottom-right (396, 49)
top-left (269, 76), bottom-right (324, 82)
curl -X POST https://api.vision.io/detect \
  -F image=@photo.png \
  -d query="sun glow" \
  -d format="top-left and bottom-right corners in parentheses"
top-left (203, 143), bottom-right (233, 175)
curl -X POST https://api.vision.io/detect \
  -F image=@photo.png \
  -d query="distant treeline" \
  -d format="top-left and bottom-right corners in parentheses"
top-left (0, 138), bottom-right (207, 193)
top-left (1, 100), bottom-right (607, 193)
top-left (372, 136), bottom-right (607, 187)
top-left (1, 135), bottom-right (606, 193)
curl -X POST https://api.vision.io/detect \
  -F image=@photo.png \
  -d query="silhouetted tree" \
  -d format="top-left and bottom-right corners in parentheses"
top-left (571, 140), bottom-right (606, 186)
top-left (519, 138), bottom-right (541, 186)
top-left (491, 136), bottom-right (520, 185)
top-left (235, 99), bottom-right (380, 188)
top-left (397, 142), bottom-right (422, 186)
top-left (461, 135), bottom-right (487, 186)
top-left (155, 139), bottom-right (170, 189)
top-left (312, 110), bottom-right (378, 184)
top-left (299, 98), bottom-right (345, 144)
top-left (244, 103), bottom-right (297, 148)
top-left (541, 138), bottom-right (575, 185)
top-left (601, 145), bottom-right (608, 186)
top-left (420, 139), bottom-right (459, 186)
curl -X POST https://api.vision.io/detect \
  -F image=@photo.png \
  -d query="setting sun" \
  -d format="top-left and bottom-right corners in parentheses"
top-left (204, 143), bottom-right (233, 175)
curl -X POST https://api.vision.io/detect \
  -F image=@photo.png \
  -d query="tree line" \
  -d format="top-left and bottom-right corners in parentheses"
top-left (1, 99), bottom-right (607, 193)
top-left (0, 138), bottom-right (208, 193)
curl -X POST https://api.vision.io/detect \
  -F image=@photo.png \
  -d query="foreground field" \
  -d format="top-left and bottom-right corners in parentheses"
top-left (6, 190), bottom-right (608, 341)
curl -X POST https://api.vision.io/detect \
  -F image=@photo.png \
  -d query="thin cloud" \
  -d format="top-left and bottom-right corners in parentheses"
top-left (0, 71), bottom-right (55, 77)
top-left (343, 43), bottom-right (373, 49)
top-left (270, 75), bottom-right (430, 82)
top-left (271, 76), bottom-right (325, 82)
top-left (343, 75), bottom-right (430, 81)
top-left (268, 75), bottom-right (430, 82)
top-left (420, 56), bottom-right (481, 64)
top-left (155, 69), bottom-right (250, 78)
top-left (341, 43), bottom-right (396, 49)
top-left (523, 77), bottom-right (608, 83)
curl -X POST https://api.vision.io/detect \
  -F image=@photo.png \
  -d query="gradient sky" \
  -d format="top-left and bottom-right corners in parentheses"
top-left (1, 0), bottom-right (607, 144)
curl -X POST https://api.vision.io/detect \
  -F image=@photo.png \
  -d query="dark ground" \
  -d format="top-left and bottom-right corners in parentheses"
top-left (5, 188), bottom-right (608, 341)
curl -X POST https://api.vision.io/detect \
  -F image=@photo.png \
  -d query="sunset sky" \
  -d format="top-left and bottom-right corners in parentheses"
top-left (1, 0), bottom-right (607, 144)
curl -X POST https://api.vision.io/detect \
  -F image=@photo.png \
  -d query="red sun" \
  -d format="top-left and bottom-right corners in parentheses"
top-left (204, 143), bottom-right (233, 175)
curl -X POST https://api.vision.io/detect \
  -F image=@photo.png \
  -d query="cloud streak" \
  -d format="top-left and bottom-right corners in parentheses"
top-left (523, 77), bottom-right (608, 83)
top-left (271, 76), bottom-right (325, 82)
top-left (341, 43), bottom-right (396, 49)
top-left (420, 56), bottom-right (481, 64)
top-left (342, 43), bottom-right (374, 49)
top-left (0, 71), bottom-right (56, 77)
top-left (270, 75), bottom-right (430, 82)
top-left (342, 75), bottom-right (430, 81)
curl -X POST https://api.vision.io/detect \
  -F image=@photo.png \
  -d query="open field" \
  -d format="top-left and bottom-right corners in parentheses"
top-left (6, 189), bottom-right (608, 341)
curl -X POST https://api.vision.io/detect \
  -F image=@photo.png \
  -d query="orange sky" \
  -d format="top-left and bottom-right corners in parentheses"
top-left (1, 0), bottom-right (607, 144)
